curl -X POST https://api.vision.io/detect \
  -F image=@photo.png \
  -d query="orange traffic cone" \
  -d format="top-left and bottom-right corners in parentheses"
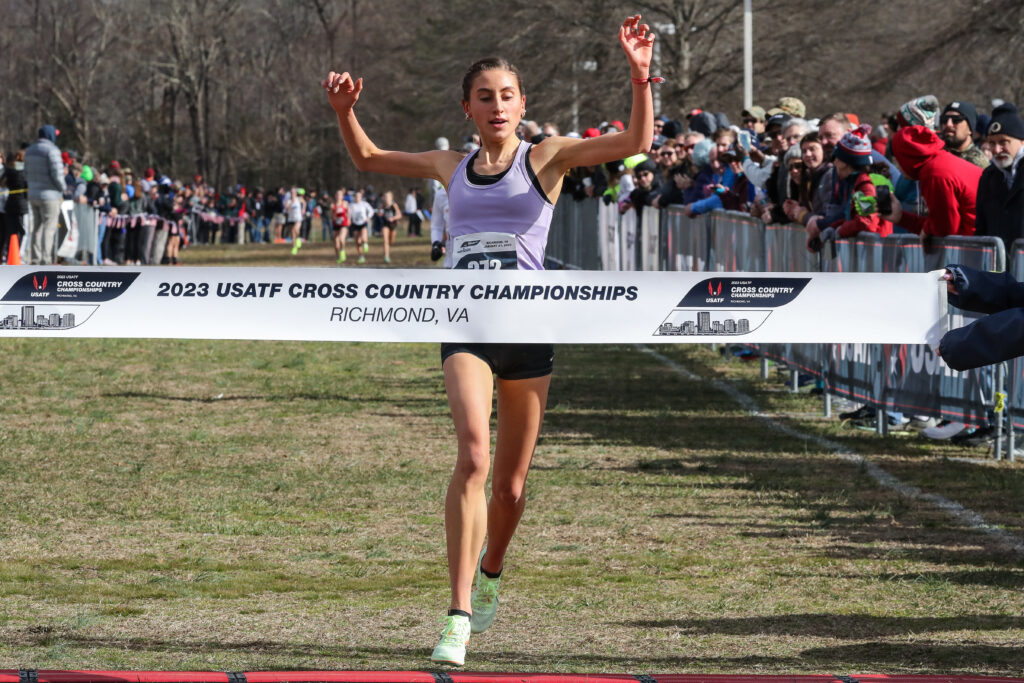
top-left (7, 233), bottom-right (21, 265)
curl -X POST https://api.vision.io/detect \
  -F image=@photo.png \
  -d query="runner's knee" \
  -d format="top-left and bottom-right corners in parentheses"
top-left (490, 479), bottom-right (525, 508)
top-left (453, 442), bottom-right (490, 484)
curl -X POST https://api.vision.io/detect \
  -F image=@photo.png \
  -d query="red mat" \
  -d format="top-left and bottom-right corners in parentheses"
top-left (0, 673), bottom-right (1020, 683)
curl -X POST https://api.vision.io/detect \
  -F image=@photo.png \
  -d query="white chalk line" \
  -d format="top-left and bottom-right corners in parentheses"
top-left (637, 345), bottom-right (1024, 557)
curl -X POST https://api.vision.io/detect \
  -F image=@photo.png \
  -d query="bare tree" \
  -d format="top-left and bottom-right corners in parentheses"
top-left (151, 0), bottom-right (241, 179)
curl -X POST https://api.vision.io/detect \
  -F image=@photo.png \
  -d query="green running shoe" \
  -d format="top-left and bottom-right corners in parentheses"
top-left (362, 242), bottom-right (369, 254)
top-left (430, 614), bottom-right (470, 666)
top-left (470, 549), bottom-right (500, 633)
top-left (291, 237), bottom-right (303, 255)
top-left (338, 250), bottom-right (346, 263)
top-left (357, 254), bottom-right (366, 264)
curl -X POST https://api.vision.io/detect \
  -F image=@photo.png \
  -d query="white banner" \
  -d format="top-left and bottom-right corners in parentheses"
top-left (0, 266), bottom-right (947, 344)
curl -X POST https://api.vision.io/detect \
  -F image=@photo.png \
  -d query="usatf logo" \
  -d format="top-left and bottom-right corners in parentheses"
top-left (30, 275), bottom-right (50, 298)
top-left (3, 271), bottom-right (139, 302)
top-left (679, 277), bottom-right (811, 308)
top-left (461, 240), bottom-right (480, 248)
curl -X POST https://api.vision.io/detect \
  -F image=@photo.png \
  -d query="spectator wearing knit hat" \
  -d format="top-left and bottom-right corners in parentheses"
top-left (896, 95), bottom-right (941, 130)
top-left (807, 125), bottom-right (892, 251)
top-left (976, 103), bottom-right (1024, 251)
top-left (888, 125), bottom-right (982, 237)
top-left (625, 159), bottom-right (663, 213)
top-left (940, 101), bottom-right (989, 170)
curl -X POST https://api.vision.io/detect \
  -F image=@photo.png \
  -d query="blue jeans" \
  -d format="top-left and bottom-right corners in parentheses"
top-left (250, 217), bottom-right (269, 243)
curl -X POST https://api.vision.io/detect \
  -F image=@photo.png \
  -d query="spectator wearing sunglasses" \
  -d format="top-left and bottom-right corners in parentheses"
top-left (741, 105), bottom-right (766, 137)
top-left (940, 102), bottom-right (989, 170)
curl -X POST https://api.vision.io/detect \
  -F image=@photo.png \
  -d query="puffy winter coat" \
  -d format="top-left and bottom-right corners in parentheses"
top-left (24, 125), bottom-right (66, 201)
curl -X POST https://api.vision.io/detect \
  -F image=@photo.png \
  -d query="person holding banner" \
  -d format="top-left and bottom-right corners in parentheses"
top-left (940, 265), bottom-right (1024, 371)
top-left (323, 13), bottom-right (655, 667)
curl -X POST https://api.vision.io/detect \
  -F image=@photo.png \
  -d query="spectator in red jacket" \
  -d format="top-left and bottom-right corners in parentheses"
top-left (888, 125), bottom-right (982, 236)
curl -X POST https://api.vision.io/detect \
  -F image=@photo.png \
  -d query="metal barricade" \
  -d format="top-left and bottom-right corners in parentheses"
top-left (1006, 239), bottom-right (1024, 458)
top-left (598, 200), bottom-right (619, 270)
top-left (708, 211), bottom-right (765, 272)
top-left (547, 197), bottom-right (602, 270)
top-left (549, 201), bottom-right (1006, 449)
top-left (881, 235), bottom-right (1004, 436)
top-left (822, 234), bottom-right (886, 410)
top-left (663, 206), bottom-right (709, 272)
top-left (72, 204), bottom-right (99, 265)
top-left (619, 208), bottom-right (638, 271)
top-left (759, 222), bottom-right (823, 383)
top-left (822, 233), bottom-right (884, 274)
top-left (763, 222), bottom-right (819, 272)
top-left (638, 205), bottom-right (661, 271)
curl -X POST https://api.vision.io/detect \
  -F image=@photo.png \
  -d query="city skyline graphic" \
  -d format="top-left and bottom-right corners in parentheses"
top-left (0, 305), bottom-right (87, 331)
top-left (655, 309), bottom-right (770, 337)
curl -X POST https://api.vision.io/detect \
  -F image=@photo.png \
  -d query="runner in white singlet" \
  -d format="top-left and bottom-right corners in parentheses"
top-left (323, 15), bottom-right (656, 666)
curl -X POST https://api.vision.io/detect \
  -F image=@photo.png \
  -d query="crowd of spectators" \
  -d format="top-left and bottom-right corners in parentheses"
top-left (0, 128), bottom-right (433, 266)
top-left (558, 93), bottom-right (1023, 257)
top-left (5, 92), bottom-right (1023, 269)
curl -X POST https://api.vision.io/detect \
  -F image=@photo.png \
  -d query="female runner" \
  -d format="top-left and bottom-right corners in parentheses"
top-left (323, 14), bottom-right (654, 666)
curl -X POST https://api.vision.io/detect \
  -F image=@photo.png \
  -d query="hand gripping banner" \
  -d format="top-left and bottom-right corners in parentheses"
top-left (0, 266), bottom-right (947, 345)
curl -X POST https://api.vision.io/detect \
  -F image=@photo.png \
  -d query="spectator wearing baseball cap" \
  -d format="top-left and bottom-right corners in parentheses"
top-left (888, 125), bottom-right (982, 237)
top-left (940, 101), bottom-right (988, 170)
top-left (767, 97), bottom-right (806, 119)
top-left (741, 106), bottom-right (766, 135)
top-left (736, 112), bottom-right (790, 192)
top-left (976, 103), bottom-right (1024, 250)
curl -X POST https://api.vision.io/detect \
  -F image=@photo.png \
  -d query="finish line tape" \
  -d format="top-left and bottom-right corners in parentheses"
top-left (0, 266), bottom-right (946, 344)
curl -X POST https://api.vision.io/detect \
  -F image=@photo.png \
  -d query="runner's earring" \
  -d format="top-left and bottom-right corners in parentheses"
top-left (465, 112), bottom-right (471, 120)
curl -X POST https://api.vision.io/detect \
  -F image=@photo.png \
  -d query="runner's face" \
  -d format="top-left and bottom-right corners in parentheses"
top-left (463, 69), bottom-right (525, 143)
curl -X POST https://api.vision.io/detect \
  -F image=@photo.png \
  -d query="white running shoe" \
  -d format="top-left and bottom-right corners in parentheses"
top-left (921, 420), bottom-right (966, 440)
top-left (430, 614), bottom-right (470, 666)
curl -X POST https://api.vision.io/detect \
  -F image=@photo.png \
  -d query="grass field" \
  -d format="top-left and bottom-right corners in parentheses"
top-left (0, 235), bottom-right (1021, 675)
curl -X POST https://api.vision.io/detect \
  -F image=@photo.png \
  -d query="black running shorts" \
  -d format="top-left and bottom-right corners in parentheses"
top-left (440, 343), bottom-right (554, 380)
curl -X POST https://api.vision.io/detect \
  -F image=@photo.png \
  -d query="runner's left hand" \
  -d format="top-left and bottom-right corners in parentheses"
top-left (619, 15), bottom-right (655, 76)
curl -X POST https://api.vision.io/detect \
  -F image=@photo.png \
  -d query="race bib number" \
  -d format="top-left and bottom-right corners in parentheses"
top-left (452, 232), bottom-right (519, 270)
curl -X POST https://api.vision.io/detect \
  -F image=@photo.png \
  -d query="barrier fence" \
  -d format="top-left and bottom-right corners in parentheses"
top-left (547, 198), bottom-right (1015, 460)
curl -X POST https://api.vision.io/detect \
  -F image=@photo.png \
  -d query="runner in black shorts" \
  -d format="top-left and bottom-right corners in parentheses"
top-left (440, 343), bottom-right (554, 380)
top-left (323, 15), bottom-right (654, 665)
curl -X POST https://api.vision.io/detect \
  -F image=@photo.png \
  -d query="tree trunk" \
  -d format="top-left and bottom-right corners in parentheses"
top-left (187, 95), bottom-right (205, 179)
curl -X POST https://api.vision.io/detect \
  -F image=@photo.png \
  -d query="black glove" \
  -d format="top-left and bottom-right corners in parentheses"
top-left (430, 241), bottom-right (444, 262)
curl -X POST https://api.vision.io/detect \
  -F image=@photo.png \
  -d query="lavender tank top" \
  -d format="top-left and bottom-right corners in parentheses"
top-left (446, 140), bottom-right (554, 270)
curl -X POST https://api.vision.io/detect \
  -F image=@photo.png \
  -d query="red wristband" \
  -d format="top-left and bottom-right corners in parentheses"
top-left (631, 76), bottom-right (665, 85)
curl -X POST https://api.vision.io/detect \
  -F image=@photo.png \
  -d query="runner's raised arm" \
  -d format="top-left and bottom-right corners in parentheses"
top-left (322, 71), bottom-right (463, 186)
